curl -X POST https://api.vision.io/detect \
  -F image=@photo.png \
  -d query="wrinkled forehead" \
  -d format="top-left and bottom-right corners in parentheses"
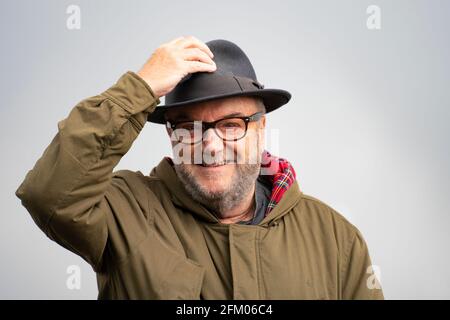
top-left (164, 96), bottom-right (261, 122)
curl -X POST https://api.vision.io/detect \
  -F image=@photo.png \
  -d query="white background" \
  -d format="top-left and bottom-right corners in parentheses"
top-left (1, 0), bottom-right (449, 299)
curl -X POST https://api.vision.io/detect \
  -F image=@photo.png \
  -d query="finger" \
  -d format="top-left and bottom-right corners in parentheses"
top-left (183, 48), bottom-right (215, 65)
top-left (180, 36), bottom-right (214, 58)
top-left (186, 60), bottom-right (217, 73)
top-left (168, 36), bottom-right (186, 45)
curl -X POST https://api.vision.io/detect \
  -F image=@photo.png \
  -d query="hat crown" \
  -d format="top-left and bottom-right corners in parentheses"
top-left (167, 39), bottom-right (258, 99)
top-left (205, 39), bottom-right (257, 80)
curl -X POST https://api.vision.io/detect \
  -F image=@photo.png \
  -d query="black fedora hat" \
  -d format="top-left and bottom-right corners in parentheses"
top-left (147, 39), bottom-right (292, 124)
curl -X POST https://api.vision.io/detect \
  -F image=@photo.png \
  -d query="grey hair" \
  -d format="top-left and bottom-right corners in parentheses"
top-left (253, 96), bottom-right (266, 114)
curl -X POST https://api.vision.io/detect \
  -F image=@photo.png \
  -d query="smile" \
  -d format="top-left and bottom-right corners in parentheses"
top-left (199, 163), bottom-right (226, 167)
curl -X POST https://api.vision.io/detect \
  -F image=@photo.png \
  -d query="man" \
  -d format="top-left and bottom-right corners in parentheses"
top-left (15, 36), bottom-right (384, 299)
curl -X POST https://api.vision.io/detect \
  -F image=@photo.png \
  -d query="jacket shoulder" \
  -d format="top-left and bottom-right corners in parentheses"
top-left (111, 169), bottom-right (168, 210)
top-left (297, 193), bottom-right (362, 248)
top-left (112, 169), bottom-right (161, 189)
top-left (111, 169), bottom-right (148, 195)
top-left (300, 193), bottom-right (357, 228)
top-left (112, 168), bottom-right (145, 181)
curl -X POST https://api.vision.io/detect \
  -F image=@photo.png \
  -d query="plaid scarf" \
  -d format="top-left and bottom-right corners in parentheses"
top-left (260, 150), bottom-right (297, 217)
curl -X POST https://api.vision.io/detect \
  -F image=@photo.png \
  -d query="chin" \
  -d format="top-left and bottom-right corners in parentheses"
top-left (201, 182), bottom-right (229, 195)
top-left (194, 164), bottom-right (233, 191)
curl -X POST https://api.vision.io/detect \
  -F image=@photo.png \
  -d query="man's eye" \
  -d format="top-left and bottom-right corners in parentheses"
top-left (221, 121), bottom-right (242, 128)
top-left (176, 123), bottom-right (195, 130)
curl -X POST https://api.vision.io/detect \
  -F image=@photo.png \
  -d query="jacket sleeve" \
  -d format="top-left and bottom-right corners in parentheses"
top-left (15, 71), bottom-right (160, 272)
top-left (341, 228), bottom-right (385, 300)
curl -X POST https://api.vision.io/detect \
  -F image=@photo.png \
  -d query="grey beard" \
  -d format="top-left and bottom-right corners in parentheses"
top-left (174, 163), bottom-right (261, 216)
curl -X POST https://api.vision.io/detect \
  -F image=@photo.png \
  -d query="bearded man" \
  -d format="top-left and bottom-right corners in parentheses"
top-left (16, 36), bottom-right (383, 300)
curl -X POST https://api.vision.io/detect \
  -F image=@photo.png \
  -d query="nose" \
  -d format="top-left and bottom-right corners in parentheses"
top-left (202, 128), bottom-right (224, 157)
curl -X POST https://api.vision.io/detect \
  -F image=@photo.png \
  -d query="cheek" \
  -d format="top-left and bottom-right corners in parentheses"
top-left (171, 142), bottom-right (198, 164)
top-left (235, 132), bottom-right (262, 163)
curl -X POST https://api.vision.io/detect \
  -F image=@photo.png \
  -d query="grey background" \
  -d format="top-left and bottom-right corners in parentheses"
top-left (1, 0), bottom-right (449, 299)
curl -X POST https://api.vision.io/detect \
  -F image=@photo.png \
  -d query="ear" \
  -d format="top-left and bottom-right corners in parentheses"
top-left (260, 115), bottom-right (266, 128)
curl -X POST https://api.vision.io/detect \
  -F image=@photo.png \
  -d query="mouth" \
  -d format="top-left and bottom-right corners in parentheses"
top-left (198, 163), bottom-right (226, 168)
top-left (197, 161), bottom-right (233, 168)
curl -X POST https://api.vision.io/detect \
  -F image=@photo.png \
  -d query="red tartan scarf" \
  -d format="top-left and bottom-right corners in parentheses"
top-left (260, 150), bottom-right (297, 217)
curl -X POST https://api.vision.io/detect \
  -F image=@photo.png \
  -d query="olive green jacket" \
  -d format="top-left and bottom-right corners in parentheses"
top-left (15, 71), bottom-right (384, 300)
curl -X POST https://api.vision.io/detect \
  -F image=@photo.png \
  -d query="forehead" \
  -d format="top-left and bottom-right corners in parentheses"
top-left (164, 96), bottom-right (260, 121)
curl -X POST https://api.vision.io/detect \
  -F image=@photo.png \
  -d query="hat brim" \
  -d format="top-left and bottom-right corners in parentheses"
top-left (147, 88), bottom-right (291, 124)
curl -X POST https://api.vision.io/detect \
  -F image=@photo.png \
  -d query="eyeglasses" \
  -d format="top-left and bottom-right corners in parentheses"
top-left (166, 112), bottom-right (264, 144)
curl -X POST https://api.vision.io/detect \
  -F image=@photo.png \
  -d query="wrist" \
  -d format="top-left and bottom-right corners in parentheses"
top-left (135, 71), bottom-right (162, 99)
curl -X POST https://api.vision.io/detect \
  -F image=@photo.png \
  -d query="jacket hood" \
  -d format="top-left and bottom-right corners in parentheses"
top-left (149, 151), bottom-right (302, 226)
